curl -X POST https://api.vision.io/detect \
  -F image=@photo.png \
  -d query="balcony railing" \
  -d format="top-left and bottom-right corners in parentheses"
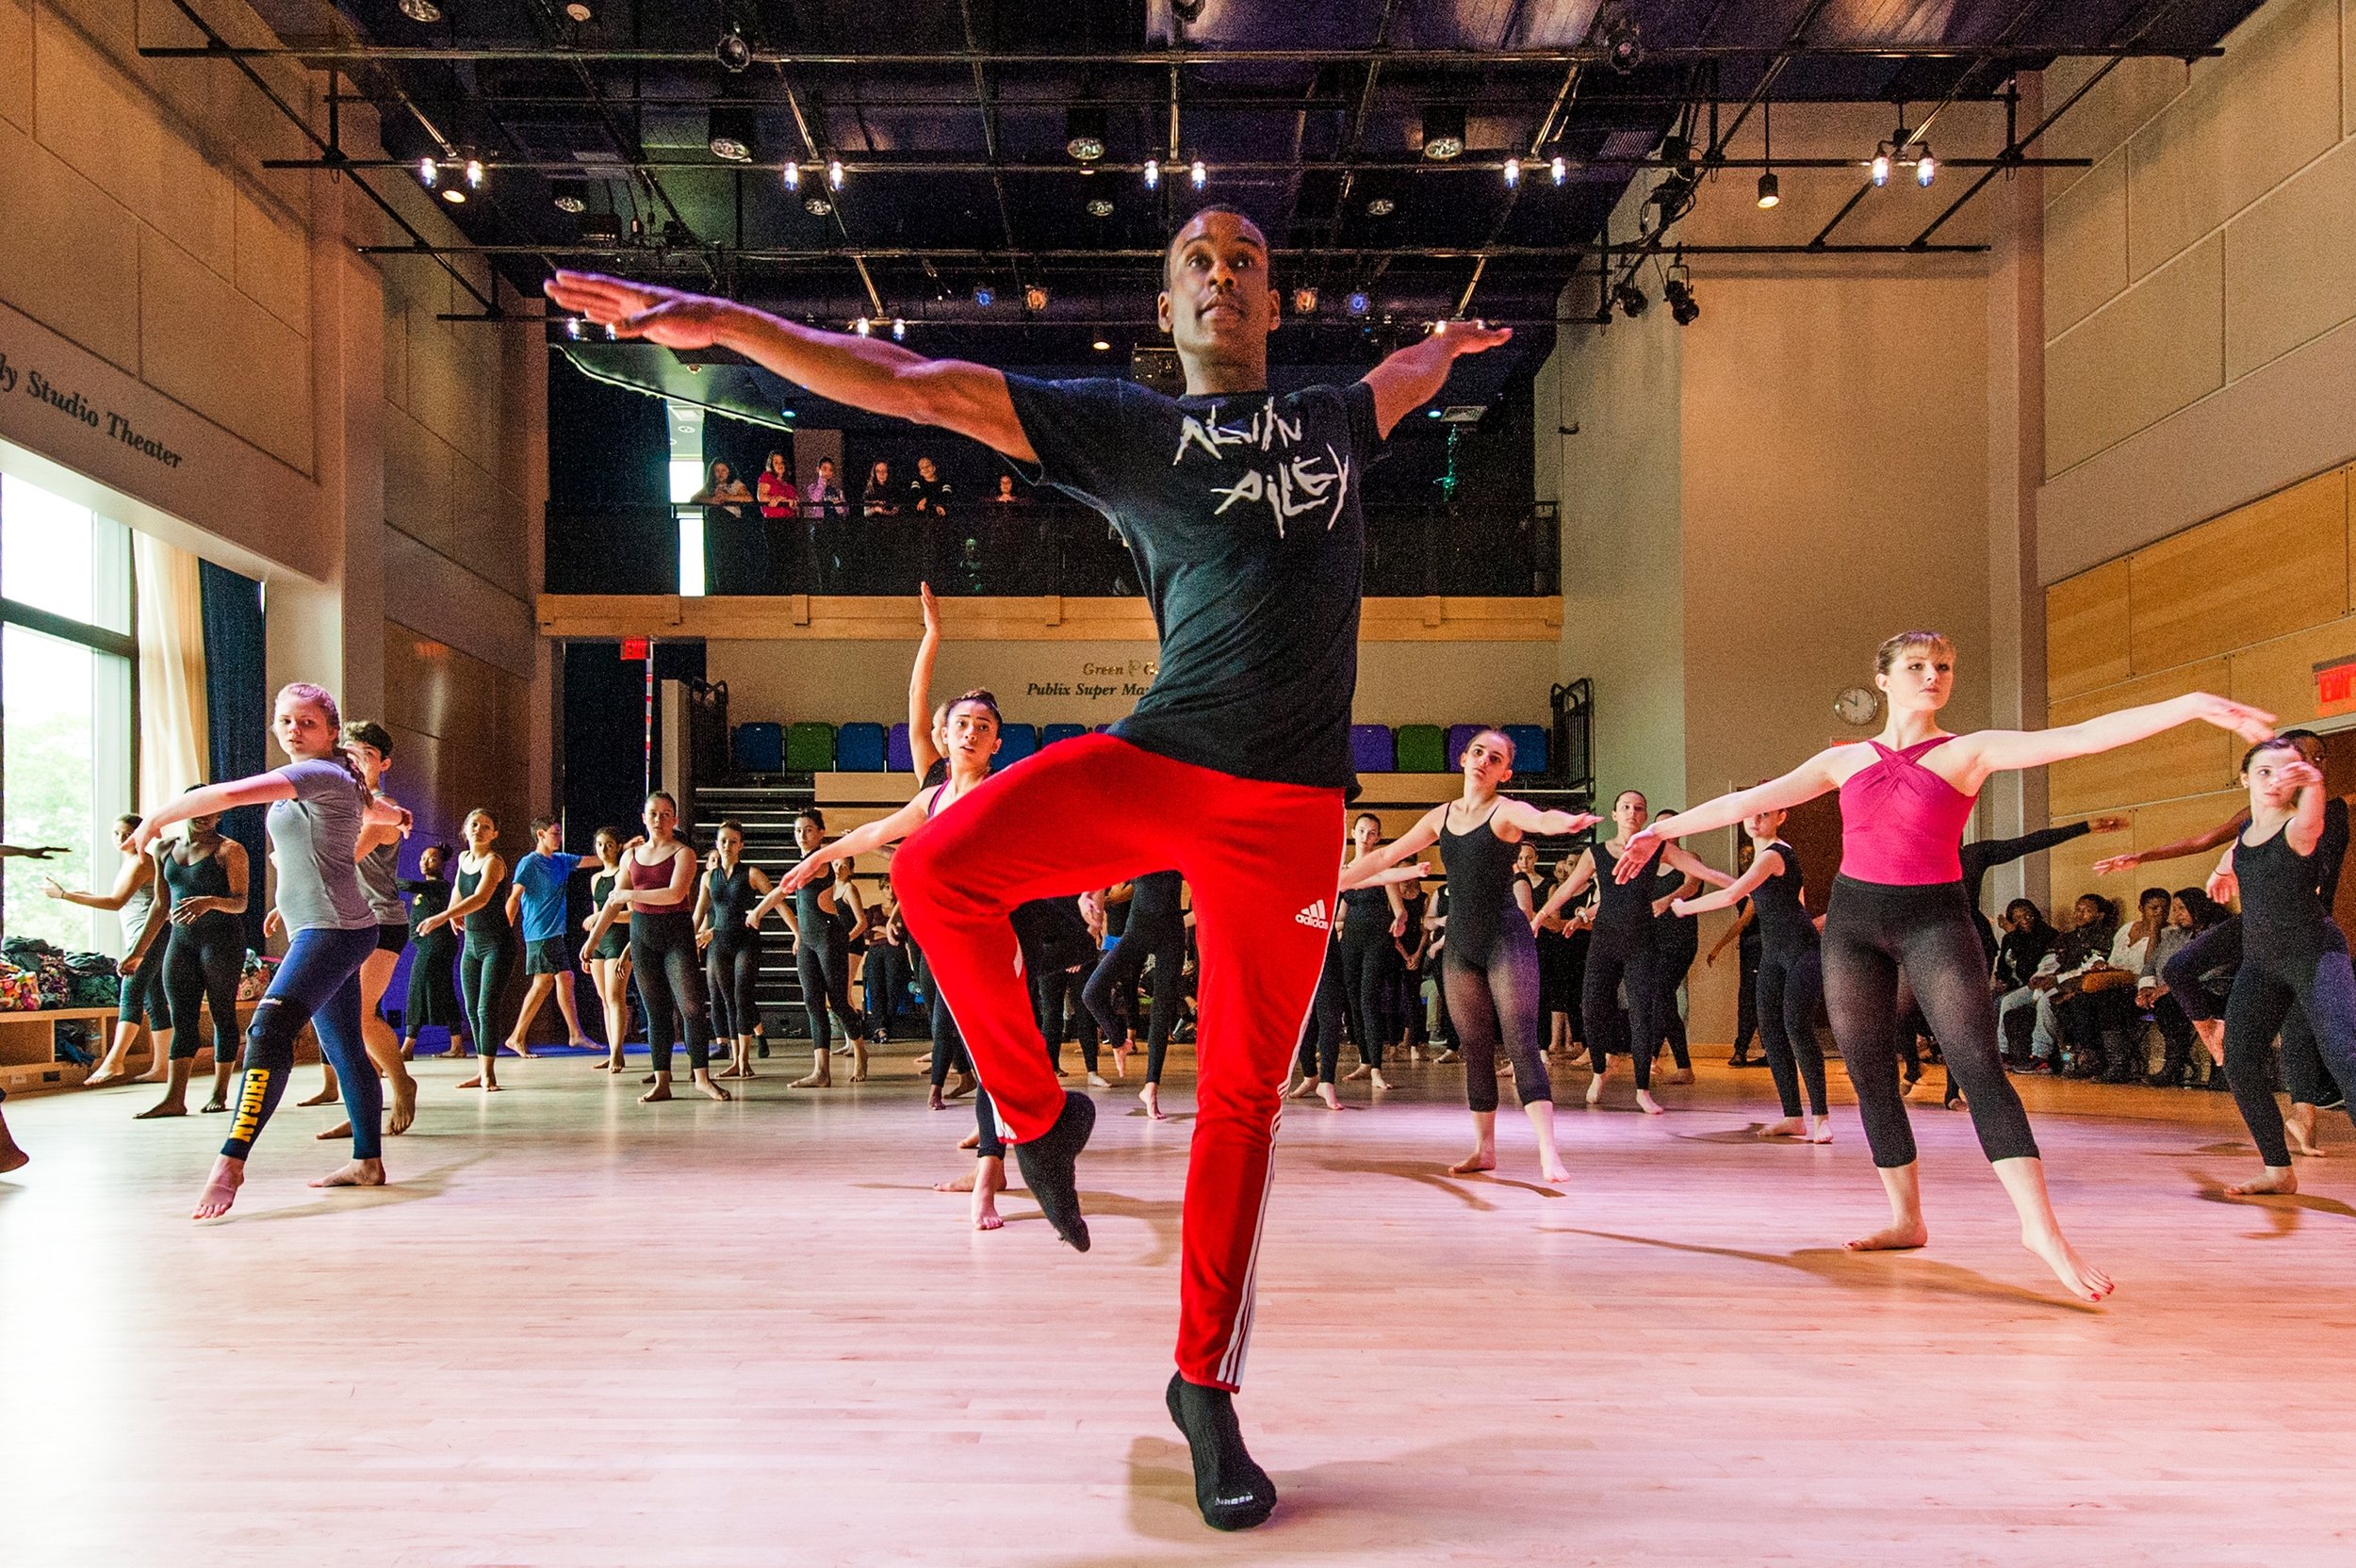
top-left (546, 501), bottom-right (1560, 599)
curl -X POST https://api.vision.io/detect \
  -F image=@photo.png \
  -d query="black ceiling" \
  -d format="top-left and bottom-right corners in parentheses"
top-left (193, 0), bottom-right (2261, 368)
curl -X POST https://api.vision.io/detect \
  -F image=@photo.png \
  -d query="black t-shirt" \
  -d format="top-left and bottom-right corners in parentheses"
top-left (1002, 375), bottom-right (1382, 791)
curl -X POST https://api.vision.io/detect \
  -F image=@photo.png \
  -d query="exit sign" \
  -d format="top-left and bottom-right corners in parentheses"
top-left (2316, 655), bottom-right (2356, 715)
top-left (620, 636), bottom-right (650, 662)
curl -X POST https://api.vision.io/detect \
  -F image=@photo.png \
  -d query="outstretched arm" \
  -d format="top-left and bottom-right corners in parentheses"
top-left (908, 583), bottom-right (944, 780)
top-left (1333, 808), bottom-right (1446, 892)
top-left (1612, 751), bottom-right (1854, 881)
top-left (1706, 902), bottom-right (1756, 962)
top-left (755, 803), bottom-right (927, 917)
top-left (1493, 800), bottom-right (1603, 840)
top-left (1661, 842), bottom-right (1733, 890)
top-left (1534, 850), bottom-right (1598, 924)
top-left (545, 274), bottom-right (1037, 462)
top-left (2092, 809), bottom-right (2250, 876)
top-left (1677, 849), bottom-right (1783, 919)
top-left (1948, 692), bottom-right (2273, 789)
top-left (132, 774), bottom-right (296, 851)
top-left (1361, 320), bottom-right (1515, 437)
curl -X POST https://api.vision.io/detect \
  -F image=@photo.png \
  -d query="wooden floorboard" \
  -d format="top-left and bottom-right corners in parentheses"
top-left (4, 1042), bottom-right (2352, 1566)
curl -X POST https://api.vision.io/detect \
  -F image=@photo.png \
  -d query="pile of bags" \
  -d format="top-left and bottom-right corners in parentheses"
top-left (0, 937), bottom-right (123, 1011)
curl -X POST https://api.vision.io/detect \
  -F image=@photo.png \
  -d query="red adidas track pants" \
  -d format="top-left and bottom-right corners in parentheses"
top-left (894, 733), bottom-right (1340, 1390)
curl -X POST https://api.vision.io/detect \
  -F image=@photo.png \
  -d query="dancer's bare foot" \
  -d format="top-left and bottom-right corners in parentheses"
top-left (309, 1158), bottom-right (385, 1189)
top-left (850, 1043), bottom-right (869, 1083)
top-left (639, 1078), bottom-right (673, 1103)
top-left (2227, 1166), bottom-right (2299, 1197)
top-left (296, 1085), bottom-right (338, 1107)
top-left (133, 1099), bottom-right (188, 1119)
top-left (81, 1070), bottom-right (131, 1090)
top-left (1448, 1150), bottom-right (1497, 1175)
top-left (200, 1098), bottom-right (228, 1114)
top-left (691, 1070), bottom-right (731, 1102)
top-left (1759, 1116), bottom-right (1807, 1139)
top-left (1805, 1115), bottom-right (1834, 1144)
top-left (1539, 1153), bottom-right (1571, 1184)
top-left (929, 1086), bottom-right (948, 1110)
top-left (2284, 1103), bottom-right (2327, 1157)
top-left (1088, 1072), bottom-right (1111, 1087)
top-left (1343, 1064), bottom-right (1371, 1082)
top-left (1370, 1071), bottom-right (1393, 1092)
top-left (399, 1044), bottom-right (416, 1061)
top-left (507, 1043), bottom-right (537, 1059)
top-left (1845, 1218), bottom-right (1929, 1251)
top-left (935, 1171), bottom-right (976, 1191)
top-left (957, 1131), bottom-right (980, 1151)
top-left (456, 1073), bottom-right (484, 1089)
top-left (1635, 1089), bottom-right (1664, 1116)
top-left (389, 1071), bottom-right (417, 1135)
top-left (972, 1157), bottom-right (1006, 1230)
top-left (2021, 1222), bottom-right (2116, 1301)
top-left (1286, 1075), bottom-right (1318, 1099)
top-left (1432, 1049), bottom-right (1460, 1064)
top-left (1317, 1083), bottom-right (1342, 1111)
top-left (946, 1070), bottom-right (975, 1100)
top-left (641, 1072), bottom-right (657, 1085)
top-left (1140, 1083), bottom-right (1166, 1120)
top-left (1586, 1062), bottom-right (1611, 1105)
top-left (789, 1072), bottom-right (832, 1088)
top-left (1112, 1044), bottom-right (1130, 1079)
top-left (1661, 1068), bottom-right (1694, 1086)
top-left (317, 1121), bottom-right (352, 1140)
top-left (716, 1065), bottom-right (748, 1079)
top-left (192, 1155), bottom-right (244, 1219)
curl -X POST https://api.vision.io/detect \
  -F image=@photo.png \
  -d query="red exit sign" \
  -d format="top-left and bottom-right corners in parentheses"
top-left (2316, 655), bottom-right (2356, 715)
top-left (620, 636), bottom-right (650, 662)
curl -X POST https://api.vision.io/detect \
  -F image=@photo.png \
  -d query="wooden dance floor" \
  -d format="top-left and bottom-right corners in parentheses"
top-left (6, 1044), bottom-right (2353, 1566)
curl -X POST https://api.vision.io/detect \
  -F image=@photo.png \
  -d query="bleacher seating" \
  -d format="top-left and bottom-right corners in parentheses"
top-left (1042, 723), bottom-right (1087, 748)
top-left (733, 721), bottom-right (784, 774)
top-left (1350, 724), bottom-right (1396, 774)
top-left (887, 722), bottom-right (913, 773)
top-left (786, 721), bottom-right (836, 772)
top-left (835, 721), bottom-right (887, 772)
top-left (992, 724), bottom-right (1039, 769)
top-left (1445, 724), bottom-right (1484, 770)
top-left (1395, 723), bottom-right (1445, 774)
top-left (1503, 723), bottom-right (1548, 776)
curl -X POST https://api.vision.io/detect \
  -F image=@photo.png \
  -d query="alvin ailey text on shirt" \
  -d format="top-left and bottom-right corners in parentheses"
top-left (1175, 397), bottom-right (1350, 536)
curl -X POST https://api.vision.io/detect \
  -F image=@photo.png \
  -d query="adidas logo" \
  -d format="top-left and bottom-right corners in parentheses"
top-left (1295, 899), bottom-right (1331, 930)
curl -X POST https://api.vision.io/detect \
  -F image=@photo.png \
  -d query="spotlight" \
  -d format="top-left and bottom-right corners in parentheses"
top-left (1663, 259), bottom-right (1699, 326)
top-left (892, 318), bottom-right (906, 341)
top-left (708, 105), bottom-right (755, 163)
top-left (1065, 106), bottom-right (1107, 163)
top-left (565, 317), bottom-right (585, 338)
top-left (1092, 336), bottom-right (1112, 351)
top-left (852, 317), bottom-right (872, 336)
top-left (417, 156), bottom-right (438, 188)
top-left (441, 188), bottom-right (466, 204)
top-left (1189, 159), bottom-right (1205, 189)
top-left (1293, 286), bottom-right (1318, 314)
top-left (1613, 278), bottom-right (1647, 318)
top-left (564, 2), bottom-right (595, 20)
top-left (1366, 196), bottom-right (1395, 216)
top-left (1503, 156), bottom-right (1521, 188)
top-left (1023, 284), bottom-right (1049, 312)
top-left (1871, 143), bottom-right (1891, 187)
top-left (1756, 171), bottom-right (1779, 208)
top-left (397, 0), bottom-right (441, 21)
top-left (1551, 155), bottom-right (1566, 185)
top-left (1143, 158), bottom-right (1160, 189)
top-left (973, 285), bottom-right (995, 307)
top-left (1421, 106), bottom-right (1465, 161)
top-left (1087, 197), bottom-right (1114, 218)
top-left (465, 158), bottom-right (483, 188)
top-left (1346, 290), bottom-right (1370, 316)
top-left (551, 178), bottom-right (588, 214)
top-left (782, 161), bottom-right (800, 190)
top-left (803, 194), bottom-right (832, 216)
top-left (827, 158), bottom-right (844, 189)
top-left (716, 28), bottom-right (752, 72)
top-left (1602, 10), bottom-right (1642, 73)
top-left (1915, 147), bottom-right (1936, 187)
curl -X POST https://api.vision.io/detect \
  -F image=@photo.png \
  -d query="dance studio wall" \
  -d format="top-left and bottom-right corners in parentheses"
top-left (2038, 0), bottom-right (2356, 582)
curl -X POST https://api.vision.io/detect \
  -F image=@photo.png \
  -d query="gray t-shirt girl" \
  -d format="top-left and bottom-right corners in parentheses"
top-left (268, 759), bottom-right (375, 932)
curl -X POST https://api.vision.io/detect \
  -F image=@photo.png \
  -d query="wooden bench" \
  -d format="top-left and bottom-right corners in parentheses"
top-left (0, 1000), bottom-right (309, 1099)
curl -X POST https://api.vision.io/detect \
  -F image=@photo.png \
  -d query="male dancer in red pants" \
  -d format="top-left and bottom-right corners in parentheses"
top-left (548, 208), bottom-right (1509, 1529)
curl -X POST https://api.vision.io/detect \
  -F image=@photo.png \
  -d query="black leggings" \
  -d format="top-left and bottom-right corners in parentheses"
top-left (630, 910), bottom-right (712, 1073)
top-left (1084, 911), bottom-right (1187, 1084)
top-left (1655, 932), bottom-right (1698, 1070)
top-left (2221, 925), bottom-right (2356, 1167)
top-left (929, 982), bottom-right (973, 1088)
top-left (1581, 936), bottom-right (1661, 1090)
top-left (1757, 944), bottom-right (1828, 1119)
top-left (1731, 938), bottom-right (1762, 1057)
top-left (794, 923), bottom-right (861, 1051)
top-left (1337, 924), bottom-right (1394, 1070)
top-left (2164, 917), bottom-right (2240, 1024)
top-left (1444, 922), bottom-right (1551, 1114)
top-left (864, 940), bottom-right (913, 1033)
top-left (1297, 941), bottom-right (1345, 1085)
top-left (707, 933), bottom-right (762, 1042)
top-left (461, 937), bottom-right (513, 1058)
top-left (1821, 876), bottom-right (2037, 1169)
top-left (1033, 964), bottom-right (1100, 1073)
top-left (164, 917), bottom-right (245, 1064)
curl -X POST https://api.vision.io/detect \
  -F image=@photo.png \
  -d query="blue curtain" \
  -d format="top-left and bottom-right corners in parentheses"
top-left (198, 562), bottom-right (269, 955)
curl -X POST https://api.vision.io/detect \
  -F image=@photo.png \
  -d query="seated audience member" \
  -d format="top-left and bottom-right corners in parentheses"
top-left (1994, 899), bottom-right (2059, 1070)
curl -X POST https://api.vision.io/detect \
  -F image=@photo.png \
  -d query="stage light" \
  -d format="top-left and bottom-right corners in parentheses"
top-left (552, 178), bottom-right (588, 214)
top-left (892, 318), bottom-right (906, 341)
top-left (564, 3), bottom-right (595, 21)
top-left (1503, 156), bottom-right (1521, 188)
top-left (417, 156), bottom-right (438, 187)
top-left (1614, 279), bottom-right (1647, 318)
top-left (827, 159), bottom-right (844, 189)
top-left (803, 194), bottom-right (832, 216)
top-left (1023, 284), bottom-right (1049, 312)
top-left (1756, 171), bottom-right (1779, 208)
top-left (782, 161), bottom-right (800, 190)
top-left (708, 106), bottom-right (755, 163)
top-left (565, 318), bottom-right (585, 339)
top-left (1092, 337), bottom-right (1112, 351)
top-left (1189, 159), bottom-right (1206, 189)
top-left (1663, 258), bottom-right (1698, 326)
top-left (1293, 286), bottom-right (1318, 314)
top-left (398, 0), bottom-right (441, 22)
top-left (1871, 143), bottom-right (1891, 187)
top-left (1087, 197), bottom-right (1114, 218)
top-left (1143, 158), bottom-right (1160, 189)
top-left (1346, 290), bottom-right (1370, 316)
top-left (466, 159), bottom-right (483, 188)
top-left (441, 188), bottom-right (466, 204)
top-left (716, 29), bottom-right (752, 72)
top-left (973, 285), bottom-right (995, 307)
top-left (852, 317), bottom-right (872, 336)
top-left (1551, 155), bottom-right (1567, 185)
top-left (1603, 11), bottom-right (1642, 73)
top-left (1422, 106), bottom-right (1465, 161)
top-left (1916, 147), bottom-right (1936, 187)
top-left (1066, 106), bottom-right (1107, 163)
top-left (1366, 196), bottom-right (1395, 216)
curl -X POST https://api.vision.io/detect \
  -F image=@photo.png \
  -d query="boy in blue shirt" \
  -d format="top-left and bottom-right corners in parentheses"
top-left (503, 816), bottom-right (596, 1053)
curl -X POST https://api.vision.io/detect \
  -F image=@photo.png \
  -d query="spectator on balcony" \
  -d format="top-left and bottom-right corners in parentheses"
top-left (909, 456), bottom-right (953, 517)
top-left (863, 460), bottom-right (900, 516)
top-left (990, 473), bottom-right (1027, 505)
top-left (691, 460), bottom-right (751, 516)
top-left (805, 457), bottom-right (848, 517)
top-left (756, 451), bottom-right (795, 518)
top-left (806, 457), bottom-right (850, 592)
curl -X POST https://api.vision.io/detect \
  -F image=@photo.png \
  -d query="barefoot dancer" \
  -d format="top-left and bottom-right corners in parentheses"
top-left (1336, 813), bottom-right (1403, 1089)
top-left (1339, 730), bottom-right (1598, 1180)
top-left (41, 817), bottom-right (164, 1087)
top-left (1615, 629), bottom-right (2272, 1301)
top-left (123, 804), bottom-right (249, 1119)
top-left (329, 723), bottom-right (421, 1138)
top-left (397, 845), bottom-right (469, 1060)
top-left (2203, 741), bottom-right (2356, 1196)
top-left (1289, 923), bottom-right (1348, 1112)
top-left (1535, 790), bottom-right (1729, 1115)
top-left (503, 816), bottom-right (597, 1054)
top-left (751, 809), bottom-right (866, 1087)
top-left (1673, 811), bottom-right (1832, 1142)
top-left (696, 820), bottom-right (773, 1080)
top-left (134, 683), bottom-right (412, 1218)
top-left (583, 828), bottom-right (633, 1071)
top-left (581, 792), bottom-right (729, 1103)
top-left (417, 810), bottom-right (514, 1091)
top-left (549, 201), bottom-right (1510, 1533)
top-left (1085, 870), bottom-right (1188, 1119)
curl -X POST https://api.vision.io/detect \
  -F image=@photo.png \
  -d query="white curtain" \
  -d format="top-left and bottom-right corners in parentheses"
top-left (133, 532), bottom-right (209, 808)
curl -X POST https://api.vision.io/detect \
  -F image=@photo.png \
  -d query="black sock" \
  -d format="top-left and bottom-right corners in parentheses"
top-left (1012, 1088), bottom-right (1095, 1251)
top-left (1166, 1373), bottom-right (1275, 1530)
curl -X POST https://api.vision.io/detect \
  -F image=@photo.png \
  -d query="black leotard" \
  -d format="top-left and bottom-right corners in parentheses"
top-left (1437, 802), bottom-right (1517, 966)
top-left (1437, 801), bottom-right (1550, 1110)
top-left (159, 843), bottom-right (244, 1064)
top-left (2219, 815), bottom-right (2356, 1167)
top-left (1751, 841), bottom-right (1818, 956)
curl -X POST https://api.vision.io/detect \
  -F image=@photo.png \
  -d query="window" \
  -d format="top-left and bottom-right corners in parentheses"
top-left (3, 476), bottom-right (137, 953)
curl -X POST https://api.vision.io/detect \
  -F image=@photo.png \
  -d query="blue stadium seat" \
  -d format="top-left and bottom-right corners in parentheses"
top-left (733, 722), bottom-right (783, 774)
top-left (991, 724), bottom-right (1039, 770)
top-left (1502, 723), bottom-right (1548, 776)
top-left (887, 723), bottom-right (913, 773)
top-left (1041, 723), bottom-right (1087, 748)
top-left (1350, 724), bottom-right (1395, 774)
top-left (836, 721), bottom-right (887, 772)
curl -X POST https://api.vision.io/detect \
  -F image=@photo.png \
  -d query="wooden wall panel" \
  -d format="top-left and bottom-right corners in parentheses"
top-left (2227, 615), bottom-right (2356, 727)
top-left (2047, 658), bottom-right (2234, 814)
top-left (2127, 468), bottom-right (2348, 674)
top-left (2045, 790), bottom-right (2244, 919)
top-left (2046, 557), bottom-right (2133, 700)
